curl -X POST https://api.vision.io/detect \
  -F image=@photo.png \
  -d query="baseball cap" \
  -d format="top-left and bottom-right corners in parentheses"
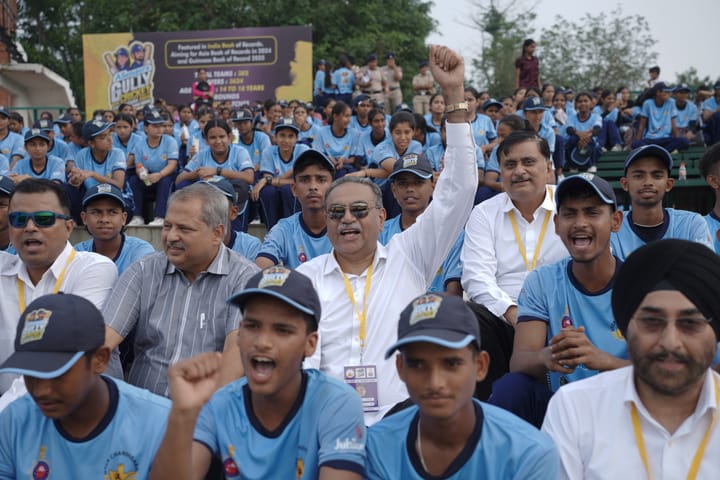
top-left (555, 173), bottom-right (616, 210)
top-left (675, 83), bottom-right (691, 93)
top-left (354, 94), bottom-right (371, 107)
top-left (713, 81), bottom-right (720, 91)
top-left (116, 47), bottom-right (129, 57)
top-left (203, 177), bottom-right (238, 203)
top-left (33, 119), bottom-right (54, 132)
top-left (274, 118), bottom-right (299, 135)
top-left (293, 149), bottom-right (336, 177)
top-left (82, 183), bottom-right (125, 209)
top-left (130, 44), bottom-right (144, 54)
top-left (227, 266), bottom-right (321, 326)
top-left (385, 294), bottom-right (481, 359)
top-left (24, 128), bottom-right (50, 143)
top-left (482, 98), bottom-right (503, 110)
top-left (82, 119), bottom-right (114, 141)
top-left (0, 175), bottom-right (15, 196)
top-left (232, 109), bottom-right (254, 122)
top-left (624, 144), bottom-right (673, 174)
top-left (389, 152), bottom-right (434, 180)
top-left (654, 82), bottom-right (675, 92)
top-left (144, 108), bottom-right (165, 125)
top-left (368, 53), bottom-right (378, 62)
top-left (0, 293), bottom-right (105, 379)
top-left (54, 113), bottom-right (73, 125)
top-left (386, 52), bottom-right (396, 59)
top-left (0, 107), bottom-right (9, 118)
top-left (523, 97), bottom-right (546, 111)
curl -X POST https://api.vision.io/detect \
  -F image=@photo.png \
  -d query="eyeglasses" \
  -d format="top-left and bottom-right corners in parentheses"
top-left (8, 211), bottom-right (72, 228)
top-left (326, 201), bottom-right (380, 221)
top-left (633, 315), bottom-right (713, 336)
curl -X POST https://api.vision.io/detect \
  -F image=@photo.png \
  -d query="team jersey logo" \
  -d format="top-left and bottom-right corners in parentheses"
top-left (609, 320), bottom-right (625, 340)
top-left (32, 461), bottom-right (50, 480)
top-left (560, 306), bottom-right (573, 329)
top-left (20, 308), bottom-right (52, 345)
top-left (103, 451), bottom-right (139, 480)
top-left (296, 458), bottom-right (304, 479)
top-left (223, 458), bottom-right (240, 477)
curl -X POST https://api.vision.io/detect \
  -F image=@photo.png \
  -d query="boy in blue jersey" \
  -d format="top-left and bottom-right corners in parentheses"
top-left (633, 82), bottom-right (690, 152)
top-left (151, 266), bottom-right (366, 480)
top-left (256, 149), bottom-right (334, 268)
top-left (367, 293), bottom-right (558, 479)
top-left (33, 119), bottom-right (68, 162)
top-left (234, 108), bottom-right (271, 170)
top-left (379, 152), bottom-right (464, 296)
top-left (9, 129), bottom-right (65, 184)
top-left (0, 175), bottom-right (14, 252)
top-left (491, 173), bottom-right (629, 426)
top-left (702, 81), bottom-right (720, 146)
top-left (673, 84), bottom-right (700, 145)
top-left (0, 293), bottom-right (170, 479)
top-left (0, 107), bottom-right (25, 168)
top-left (611, 145), bottom-right (712, 259)
top-left (699, 143), bottom-right (720, 254)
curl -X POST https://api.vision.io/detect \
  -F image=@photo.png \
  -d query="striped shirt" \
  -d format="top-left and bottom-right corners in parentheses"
top-left (103, 245), bottom-right (259, 396)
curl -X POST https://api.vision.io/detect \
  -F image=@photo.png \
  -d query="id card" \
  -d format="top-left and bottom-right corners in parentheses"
top-left (344, 365), bottom-right (379, 412)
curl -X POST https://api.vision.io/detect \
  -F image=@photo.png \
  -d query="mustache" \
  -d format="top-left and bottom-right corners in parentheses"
top-left (648, 350), bottom-right (690, 364)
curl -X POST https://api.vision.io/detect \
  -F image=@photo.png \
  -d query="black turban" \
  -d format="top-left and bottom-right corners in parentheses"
top-left (612, 239), bottom-right (720, 339)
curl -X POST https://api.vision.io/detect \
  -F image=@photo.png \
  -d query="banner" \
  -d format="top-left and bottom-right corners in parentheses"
top-left (82, 26), bottom-right (312, 115)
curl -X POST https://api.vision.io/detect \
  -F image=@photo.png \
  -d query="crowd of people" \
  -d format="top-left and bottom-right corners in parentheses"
top-left (0, 42), bottom-right (719, 479)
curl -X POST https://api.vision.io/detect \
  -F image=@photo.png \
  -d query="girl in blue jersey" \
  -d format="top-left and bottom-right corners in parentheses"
top-left (412, 113), bottom-right (441, 155)
top-left (423, 93), bottom-right (445, 130)
top-left (541, 84), bottom-right (555, 109)
top-left (356, 108), bottom-right (388, 168)
top-left (9, 130), bottom-right (65, 184)
top-left (551, 91), bottom-right (567, 128)
top-left (464, 87), bottom-right (497, 156)
top-left (594, 90), bottom-right (623, 151)
top-left (564, 92), bottom-right (602, 173)
top-left (258, 100), bottom-right (283, 142)
top-left (293, 103), bottom-right (320, 146)
top-left (311, 101), bottom-right (359, 177)
top-left (349, 94), bottom-right (372, 134)
top-left (112, 114), bottom-right (141, 158)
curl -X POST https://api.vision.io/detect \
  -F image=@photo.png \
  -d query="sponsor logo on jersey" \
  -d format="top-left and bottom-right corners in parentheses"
top-left (103, 450), bottom-right (139, 480)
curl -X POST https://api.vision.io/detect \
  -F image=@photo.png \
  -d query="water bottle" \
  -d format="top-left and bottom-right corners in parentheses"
top-left (180, 124), bottom-right (190, 141)
top-left (137, 163), bottom-right (152, 186)
top-left (679, 162), bottom-right (687, 181)
top-left (231, 127), bottom-right (239, 144)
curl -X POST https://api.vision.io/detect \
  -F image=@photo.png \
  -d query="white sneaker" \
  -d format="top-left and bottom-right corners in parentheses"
top-left (148, 217), bottom-right (165, 226)
top-left (611, 144), bottom-right (623, 152)
top-left (588, 165), bottom-right (597, 173)
top-left (128, 216), bottom-right (145, 226)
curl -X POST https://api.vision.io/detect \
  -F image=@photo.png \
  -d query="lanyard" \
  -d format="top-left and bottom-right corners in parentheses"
top-left (341, 260), bottom-right (374, 358)
top-left (630, 376), bottom-right (720, 480)
top-left (508, 201), bottom-right (552, 272)
top-left (17, 249), bottom-right (76, 313)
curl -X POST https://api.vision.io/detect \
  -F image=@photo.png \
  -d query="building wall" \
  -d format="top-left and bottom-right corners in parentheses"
top-left (0, 0), bottom-right (18, 106)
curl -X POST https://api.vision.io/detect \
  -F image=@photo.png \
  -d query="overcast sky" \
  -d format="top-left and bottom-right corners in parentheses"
top-left (428, 0), bottom-right (718, 85)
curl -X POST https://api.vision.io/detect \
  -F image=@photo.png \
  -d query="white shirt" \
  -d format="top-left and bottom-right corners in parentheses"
top-left (298, 122), bottom-right (477, 425)
top-left (0, 243), bottom-right (117, 392)
top-left (542, 366), bottom-right (720, 480)
top-left (461, 186), bottom-right (568, 318)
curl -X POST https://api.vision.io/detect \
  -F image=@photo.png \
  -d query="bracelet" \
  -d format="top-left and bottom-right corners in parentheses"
top-left (445, 102), bottom-right (469, 114)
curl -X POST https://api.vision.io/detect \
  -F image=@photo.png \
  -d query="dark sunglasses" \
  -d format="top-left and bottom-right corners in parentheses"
top-left (9, 211), bottom-right (72, 228)
top-left (326, 201), bottom-right (378, 221)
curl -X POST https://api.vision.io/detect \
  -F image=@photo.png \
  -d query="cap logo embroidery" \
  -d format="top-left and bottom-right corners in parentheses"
top-left (20, 308), bottom-right (53, 345)
top-left (258, 266), bottom-right (291, 288)
top-left (409, 294), bottom-right (443, 325)
top-left (97, 184), bottom-right (112, 193)
top-left (31, 129), bottom-right (42, 135)
top-left (577, 172), bottom-right (594, 181)
top-left (403, 155), bottom-right (419, 168)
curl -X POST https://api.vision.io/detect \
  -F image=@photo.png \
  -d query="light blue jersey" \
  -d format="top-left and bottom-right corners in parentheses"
top-left (47, 138), bottom-right (69, 161)
top-left (229, 230), bottom-right (261, 260)
top-left (349, 116), bottom-right (371, 135)
top-left (238, 130), bottom-right (272, 168)
top-left (563, 111), bottom-right (602, 136)
top-left (0, 377), bottom-right (170, 480)
top-left (259, 143), bottom-right (310, 176)
top-left (366, 400), bottom-right (558, 480)
top-left (113, 131), bottom-right (143, 159)
top-left (537, 123), bottom-right (556, 153)
top-left (0, 130), bottom-right (24, 160)
top-left (256, 212), bottom-right (331, 268)
top-left (705, 211), bottom-right (720, 255)
top-left (611, 209), bottom-right (713, 260)
top-left (370, 138), bottom-right (423, 186)
top-left (66, 142), bottom-right (83, 164)
top-left (426, 143), bottom-right (485, 172)
top-left (485, 144), bottom-right (501, 175)
top-left (418, 131), bottom-right (442, 155)
top-left (379, 215), bottom-right (464, 292)
top-left (675, 102), bottom-right (698, 129)
top-left (702, 96), bottom-right (719, 115)
top-left (72, 146), bottom-right (127, 189)
top-left (75, 234), bottom-right (155, 274)
top-left (314, 70), bottom-right (326, 96)
top-left (0, 154), bottom-right (7, 175)
top-left (194, 369), bottom-right (366, 479)
top-left (518, 256), bottom-right (627, 391)
top-left (355, 131), bottom-right (388, 166)
top-left (332, 67), bottom-right (355, 94)
top-left (469, 113), bottom-right (497, 147)
top-left (640, 98), bottom-right (677, 139)
top-left (184, 144), bottom-right (253, 174)
top-left (11, 155), bottom-right (66, 182)
top-left (298, 123), bottom-right (322, 145)
top-left (130, 135), bottom-right (179, 173)
top-left (312, 126), bottom-right (360, 162)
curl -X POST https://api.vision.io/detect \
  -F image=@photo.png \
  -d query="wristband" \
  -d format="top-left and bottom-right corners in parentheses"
top-left (445, 102), bottom-right (469, 114)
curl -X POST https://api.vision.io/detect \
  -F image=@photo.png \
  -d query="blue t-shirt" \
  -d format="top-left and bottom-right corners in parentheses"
top-left (355, 131), bottom-right (388, 166)
top-left (611, 209), bottom-right (713, 260)
top-left (563, 111), bottom-right (602, 136)
top-left (426, 143), bottom-right (485, 172)
top-left (47, 138), bottom-right (69, 161)
top-left (312, 126), bottom-right (360, 162)
top-left (485, 144), bottom-right (501, 175)
top-left (66, 142), bottom-right (83, 164)
top-left (229, 230), bottom-right (261, 260)
top-left (518, 256), bottom-right (627, 391)
top-left (332, 67), bottom-right (355, 94)
top-left (184, 144), bottom-right (253, 174)
top-left (72, 146), bottom-right (127, 189)
top-left (314, 70), bottom-right (326, 95)
top-left (75, 234), bottom-right (155, 274)
top-left (113, 131), bottom-right (143, 159)
top-left (349, 116), bottom-right (371, 136)
top-left (675, 102), bottom-right (698, 129)
top-left (702, 96), bottom-right (719, 115)
top-left (11, 155), bottom-right (66, 182)
top-left (130, 135), bottom-right (179, 173)
top-left (257, 212), bottom-right (332, 268)
top-left (370, 138), bottom-right (423, 186)
top-left (640, 98), bottom-right (677, 139)
top-left (366, 400), bottom-right (558, 480)
top-left (0, 154), bottom-right (7, 175)
top-left (0, 377), bottom-right (170, 480)
top-left (238, 130), bottom-right (272, 169)
top-left (194, 369), bottom-right (366, 479)
top-left (0, 130), bottom-right (24, 160)
top-left (469, 113), bottom-right (497, 146)
top-left (418, 131), bottom-right (442, 155)
top-left (298, 123), bottom-right (322, 145)
top-left (537, 123), bottom-right (556, 154)
top-left (705, 211), bottom-right (720, 255)
top-left (259, 143), bottom-right (310, 176)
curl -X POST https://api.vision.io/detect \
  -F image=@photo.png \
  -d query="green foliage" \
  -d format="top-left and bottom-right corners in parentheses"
top-left (539, 6), bottom-right (658, 91)
top-left (674, 67), bottom-right (715, 90)
top-left (16, 0), bottom-right (435, 110)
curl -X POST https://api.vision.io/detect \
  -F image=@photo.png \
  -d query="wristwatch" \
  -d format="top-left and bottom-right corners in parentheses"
top-left (216, 167), bottom-right (222, 176)
top-left (265, 175), bottom-right (273, 185)
top-left (445, 102), bottom-right (469, 114)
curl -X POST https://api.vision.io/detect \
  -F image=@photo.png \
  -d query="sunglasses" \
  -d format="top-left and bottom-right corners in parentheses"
top-left (9, 211), bottom-right (72, 228)
top-left (326, 201), bottom-right (378, 221)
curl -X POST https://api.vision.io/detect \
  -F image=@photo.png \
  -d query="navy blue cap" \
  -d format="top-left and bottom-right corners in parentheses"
top-left (386, 52), bottom-right (396, 59)
top-left (385, 294), bottom-right (481, 358)
top-left (116, 47), bottom-right (129, 57)
top-left (394, 103), bottom-right (413, 113)
top-left (82, 183), bottom-right (125, 209)
top-left (274, 118), bottom-right (299, 135)
top-left (228, 266), bottom-right (321, 326)
top-left (144, 108), bottom-right (165, 125)
top-left (389, 152), bottom-right (434, 180)
top-left (354, 94), bottom-right (371, 107)
top-left (624, 144), bottom-right (673, 174)
top-left (675, 83), bottom-right (691, 93)
top-left (131, 43), bottom-right (144, 54)
top-left (0, 106), bottom-right (9, 118)
top-left (32, 119), bottom-right (54, 132)
top-left (368, 53), bottom-right (378, 62)
top-left (556, 173), bottom-right (616, 210)
top-left (54, 113), bottom-right (73, 125)
top-left (293, 149), bottom-right (336, 176)
top-left (655, 82), bottom-right (674, 92)
top-left (0, 293), bottom-right (106, 379)
top-left (714, 81), bottom-right (720, 90)
top-left (82, 119), bottom-right (114, 141)
top-left (0, 175), bottom-right (15, 196)
top-left (523, 96), bottom-right (546, 111)
top-left (482, 98), bottom-right (503, 110)
top-left (203, 177), bottom-right (237, 203)
top-left (24, 128), bottom-right (50, 143)
top-left (232, 109), bottom-right (254, 122)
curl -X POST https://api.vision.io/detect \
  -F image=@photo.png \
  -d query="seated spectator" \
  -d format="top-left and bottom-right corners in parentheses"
top-left (411, 113), bottom-right (441, 155)
top-left (699, 143), bottom-right (720, 254)
top-left (7, 111), bottom-right (27, 137)
top-left (294, 103), bottom-right (321, 146)
top-left (523, 97), bottom-right (562, 178)
top-left (423, 93), bottom-right (445, 130)
top-left (701, 81), bottom-right (720, 146)
top-left (0, 293), bottom-right (171, 478)
top-left (256, 149), bottom-right (334, 269)
top-left (112, 113), bottom-right (142, 159)
top-left (33, 119), bottom-right (69, 162)
top-left (543, 239), bottom-right (720, 479)
top-left (150, 267), bottom-right (366, 479)
top-left (612, 145), bottom-right (712, 259)
top-left (563, 92), bottom-right (602, 173)
top-left (491, 174), bottom-right (628, 426)
top-left (234, 108), bottom-right (271, 171)
top-left (465, 86), bottom-right (497, 156)
top-left (0, 108), bottom-right (25, 168)
top-left (594, 90), bottom-right (623, 151)
top-left (482, 98), bottom-right (503, 129)
top-left (633, 82), bottom-right (690, 152)
top-left (9, 130), bottom-right (65, 184)
top-left (0, 176), bottom-right (13, 252)
top-left (349, 94), bottom-right (372, 135)
top-left (312, 101), bottom-right (360, 177)
top-left (673, 84), bottom-right (700, 145)
top-left (355, 108), bottom-right (388, 168)
top-left (368, 293), bottom-right (559, 479)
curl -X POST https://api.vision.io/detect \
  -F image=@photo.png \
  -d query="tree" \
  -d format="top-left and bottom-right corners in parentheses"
top-left (539, 6), bottom-right (658, 91)
top-left (16, 0), bottom-right (435, 110)
top-left (674, 67), bottom-right (714, 90)
top-left (468, 0), bottom-right (535, 95)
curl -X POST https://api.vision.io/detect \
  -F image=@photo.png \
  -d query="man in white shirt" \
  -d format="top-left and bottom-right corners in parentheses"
top-left (297, 45), bottom-right (477, 425)
top-left (543, 239), bottom-right (720, 480)
top-left (461, 131), bottom-right (568, 399)
top-left (0, 178), bottom-right (117, 393)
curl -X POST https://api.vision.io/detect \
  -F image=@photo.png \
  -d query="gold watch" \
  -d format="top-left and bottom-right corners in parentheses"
top-left (445, 102), bottom-right (469, 113)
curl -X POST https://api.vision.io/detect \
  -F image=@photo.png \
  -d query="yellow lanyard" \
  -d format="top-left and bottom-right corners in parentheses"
top-left (630, 376), bottom-right (720, 480)
top-left (17, 249), bottom-right (76, 313)
top-left (508, 205), bottom-right (552, 272)
top-left (341, 260), bottom-right (374, 356)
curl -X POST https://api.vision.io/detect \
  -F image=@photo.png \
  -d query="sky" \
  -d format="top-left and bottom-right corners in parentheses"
top-left (428, 0), bottom-right (718, 86)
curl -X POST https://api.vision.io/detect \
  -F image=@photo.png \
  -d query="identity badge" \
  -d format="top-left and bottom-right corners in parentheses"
top-left (344, 365), bottom-right (379, 412)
